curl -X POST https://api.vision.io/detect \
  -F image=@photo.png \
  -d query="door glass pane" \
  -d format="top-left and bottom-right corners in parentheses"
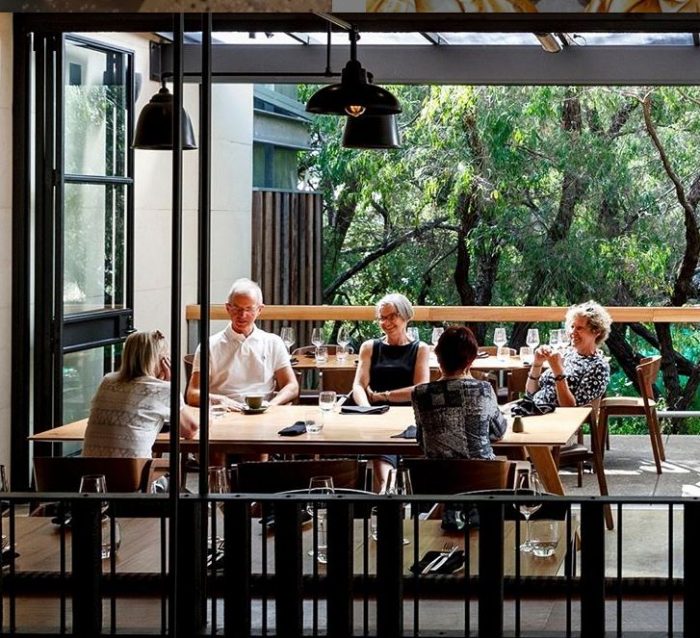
top-left (64, 182), bottom-right (127, 314)
top-left (63, 344), bottom-right (121, 426)
top-left (64, 40), bottom-right (127, 177)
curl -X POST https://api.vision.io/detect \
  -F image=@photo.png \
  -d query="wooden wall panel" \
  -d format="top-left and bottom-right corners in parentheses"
top-left (251, 189), bottom-right (323, 349)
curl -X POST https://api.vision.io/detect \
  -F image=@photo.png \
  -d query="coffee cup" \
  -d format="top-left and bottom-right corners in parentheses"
top-left (245, 394), bottom-right (264, 410)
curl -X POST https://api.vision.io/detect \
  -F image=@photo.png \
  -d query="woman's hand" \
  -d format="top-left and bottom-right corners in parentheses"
top-left (157, 356), bottom-right (171, 381)
top-left (546, 350), bottom-right (565, 376)
top-left (533, 345), bottom-right (549, 367)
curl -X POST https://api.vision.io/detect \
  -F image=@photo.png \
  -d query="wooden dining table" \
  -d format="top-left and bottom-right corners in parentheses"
top-left (30, 405), bottom-right (592, 497)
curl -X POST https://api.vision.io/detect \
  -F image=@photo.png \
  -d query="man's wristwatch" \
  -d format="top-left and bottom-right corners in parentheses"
top-left (553, 373), bottom-right (567, 382)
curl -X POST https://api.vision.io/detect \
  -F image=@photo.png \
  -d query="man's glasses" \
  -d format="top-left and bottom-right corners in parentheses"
top-left (228, 304), bottom-right (259, 316)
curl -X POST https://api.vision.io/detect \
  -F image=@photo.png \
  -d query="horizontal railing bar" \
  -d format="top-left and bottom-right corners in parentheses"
top-left (186, 303), bottom-right (700, 323)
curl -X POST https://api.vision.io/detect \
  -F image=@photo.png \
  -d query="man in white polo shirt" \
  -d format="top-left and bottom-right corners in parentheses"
top-left (187, 278), bottom-right (298, 409)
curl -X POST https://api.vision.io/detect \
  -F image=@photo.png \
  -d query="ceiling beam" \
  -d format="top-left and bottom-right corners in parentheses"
top-left (157, 43), bottom-right (700, 85)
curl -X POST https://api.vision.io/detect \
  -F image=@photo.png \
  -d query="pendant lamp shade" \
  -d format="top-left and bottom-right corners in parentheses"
top-left (306, 27), bottom-right (401, 118)
top-left (342, 113), bottom-right (401, 149)
top-left (133, 81), bottom-right (197, 150)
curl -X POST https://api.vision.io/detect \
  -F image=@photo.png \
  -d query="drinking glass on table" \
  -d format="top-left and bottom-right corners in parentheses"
top-left (307, 476), bottom-right (334, 564)
top-left (558, 328), bottom-right (569, 350)
top-left (548, 329), bottom-right (561, 352)
top-left (519, 346), bottom-right (534, 366)
top-left (431, 327), bottom-right (444, 347)
top-left (386, 467), bottom-right (413, 545)
top-left (407, 326), bottom-right (420, 343)
top-left (526, 328), bottom-right (540, 351)
top-left (319, 391), bottom-right (337, 423)
top-left (493, 327), bottom-right (508, 362)
top-left (79, 474), bottom-right (120, 560)
top-left (513, 470), bottom-right (543, 553)
top-left (280, 326), bottom-right (296, 356)
top-left (337, 326), bottom-right (351, 362)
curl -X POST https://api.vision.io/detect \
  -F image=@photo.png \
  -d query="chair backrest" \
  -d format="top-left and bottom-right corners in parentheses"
top-left (231, 458), bottom-right (365, 493)
top-left (402, 458), bottom-right (518, 494)
top-left (34, 456), bottom-right (156, 493)
top-left (636, 355), bottom-right (662, 405)
top-left (506, 367), bottom-right (530, 402)
top-left (478, 346), bottom-right (515, 356)
top-left (321, 369), bottom-right (356, 394)
top-left (183, 353), bottom-right (195, 394)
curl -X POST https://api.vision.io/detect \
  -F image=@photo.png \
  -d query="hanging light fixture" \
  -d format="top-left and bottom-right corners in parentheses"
top-left (133, 74), bottom-right (197, 150)
top-left (342, 113), bottom-right (401, 149)
top-left (306, 27), bottom-right (401, 118)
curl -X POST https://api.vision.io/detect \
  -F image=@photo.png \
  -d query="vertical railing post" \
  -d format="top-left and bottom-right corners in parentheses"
top-left (225, 498), bottom-right (251, 638)
top-left (580, 500), bottom-right (606, 637)
top-left (71, 497), bottom-right (102, 637)
top-left (275, 499), bottom-right (303, 637)
top-left (684, 501), bottom-right (700, 637)
top-left (327, 499), bottom-right (354, 638)
top-left (478, 500), bottom-right (504, 638)
top-left (377, 499), bottom-right (403, 637)
top-left (176, 496), bottom-right (205, 636)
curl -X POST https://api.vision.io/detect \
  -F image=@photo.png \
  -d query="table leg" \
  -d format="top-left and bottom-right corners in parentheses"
top-left (526, 446), bottom-right (565, 495)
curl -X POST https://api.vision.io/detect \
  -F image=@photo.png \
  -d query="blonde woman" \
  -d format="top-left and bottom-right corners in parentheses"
top-left (83, 330), bottom-right (198, 458)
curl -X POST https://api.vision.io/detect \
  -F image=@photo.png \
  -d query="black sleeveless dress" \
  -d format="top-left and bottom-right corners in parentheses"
top-left (369, 338), bottom-right (420, 405)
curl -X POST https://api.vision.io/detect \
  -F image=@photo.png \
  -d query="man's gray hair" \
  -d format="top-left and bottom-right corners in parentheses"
top-left (227, 278), bottom-right (263, 304)
top-left (376, 293), bottom-right (414, 321)
top-left (565, 300), bottom-right (612, 345)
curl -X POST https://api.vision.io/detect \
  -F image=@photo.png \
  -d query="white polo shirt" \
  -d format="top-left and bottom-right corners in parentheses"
top-left (192, 324), bottom-right (290, 403)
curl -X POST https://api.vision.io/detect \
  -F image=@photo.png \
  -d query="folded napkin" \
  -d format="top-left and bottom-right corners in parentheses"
top-left (409, 550), bottom-right (465, 575)
top-left (259, 509), bottom-right (313, 529)
top-left (289, 357), bottom-right (299, 365)
top-left (391, 425), bottom-right (417, 439)
top-left (476, 351), bottom-right (490, 358)
top-left (278, 421), bottom-right (307, 436)
top-left (1, 547), bottom-right (19, 568)
top-left (341, 405), bottom-right (390, 415)
top-left (510, 396), bottom-right (556, 416)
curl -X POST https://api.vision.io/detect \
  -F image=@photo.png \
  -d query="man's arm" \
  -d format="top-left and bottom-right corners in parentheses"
top-left (180, 405), bottom-right (199, 439)
top-left (185, 370), bottom-right (231, 407)
top-left (270, 366), bottom-right (299, 405)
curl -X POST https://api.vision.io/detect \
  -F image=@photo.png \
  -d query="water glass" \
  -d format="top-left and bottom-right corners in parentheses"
top-left (407, 327), bottom-right (420, 343)
top-left (305, 411), bottom-right (323, 434)
top-left (307, 476), bottom-right (334, 563)
top-left (431, 327), bottom-right (444, 347)
top-left (336, 344), bottom-right (349, 362)
top-left (315, 345), bottom-right (328, 364)
top-left (319, 391), bottom-right (337, 413)
top-left (79, 474), bottom-right (119, 560)
top-left (530, 519), bottom-right (560, 558)
top-left (208, 466), bottom-right (229, 495)
top-left (497, 345), bottom-right (509, 362)
top-left (386, 467), bottom-right (412, 545)
top-left (519, 346), bottom-right (534, 366)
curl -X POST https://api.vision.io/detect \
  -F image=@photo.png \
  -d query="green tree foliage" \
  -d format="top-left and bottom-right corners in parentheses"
top-left (298, 85), bottom-right (700, 431)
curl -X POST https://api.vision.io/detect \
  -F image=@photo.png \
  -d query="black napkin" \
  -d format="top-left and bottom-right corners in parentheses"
top-left (259, 509), bottom-right (313, 529)
top-left (289, 357), bottom-right (299, 365)
top-left (1, 547), bottom-right (19, 568)
top-left (510, 396), bottom-right (556, 416)
top-left (409, 550), bottom-right (465, 575)
top-left (278, 421), bottom-right (307, 436)
top-left (341, 405), bottom-right (390, 415)
top-left (391, 425), bottom-right (417, 439)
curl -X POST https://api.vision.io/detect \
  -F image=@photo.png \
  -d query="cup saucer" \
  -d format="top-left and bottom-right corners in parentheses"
top-left (242, 405), bottom-right (269, 414)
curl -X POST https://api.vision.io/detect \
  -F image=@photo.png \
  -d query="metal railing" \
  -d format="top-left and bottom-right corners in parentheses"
top-left (1, 492), bottom-right (699, 637)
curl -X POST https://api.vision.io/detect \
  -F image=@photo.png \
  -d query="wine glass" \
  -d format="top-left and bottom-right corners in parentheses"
top-left (558, 328), bottom-right (569, 350)
top-left (493, 327), bottom-right (507, 348)
top-left (307, 476), bottom-right (334, 564)
top-left (337, 326), bottom-right (350, 349)
top-left (548, 329), bottom-right (561, 352)
top-left (407, 326), bottom-right (420, 343)
top-left (386, 467), bottom-right (412, 545)
top-left (431, 327), bottom-right (444, 347)
top-left (319, 391), bottom-right (337, 423)
top-left (513, 470), bottom-right (542, 553)
top-left (280, 326), bottom-right (296, 356)
top-left (311, 327), bottom-right (325, 348)
top-left (79, 474), bottom-right (120, 560)
top-left (526, 328), bottom-right (540, 351)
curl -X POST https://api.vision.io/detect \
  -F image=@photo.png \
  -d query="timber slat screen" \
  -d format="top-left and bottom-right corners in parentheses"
top-left (251, 190), bottom-right (323, 349)
top-left (1, 492), bottom-right (699, 637)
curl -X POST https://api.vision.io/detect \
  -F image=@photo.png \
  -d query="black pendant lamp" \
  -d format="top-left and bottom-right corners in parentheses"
top-left (342, 113), bottom-right (401, 149)
top-left (133, 76), bottom-right (197, 150)
top-left (306, 27), bottom-right (401, 118)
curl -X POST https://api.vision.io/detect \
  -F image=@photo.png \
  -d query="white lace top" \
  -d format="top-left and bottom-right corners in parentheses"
top-left (82, 373), bottom-right (179, 458)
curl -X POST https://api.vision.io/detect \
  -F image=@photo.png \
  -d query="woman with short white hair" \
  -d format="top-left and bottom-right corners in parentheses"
top-left (526, 300), bottom-right (612, 407)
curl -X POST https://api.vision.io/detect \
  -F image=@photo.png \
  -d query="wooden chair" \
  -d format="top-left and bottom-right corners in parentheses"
top-left (475, 346), bottom-right (515, 401)
top-left (33, 456), bottom-right (166, 493)
top-left (598, 355), bottom-right (665, 474)
top-left (506, 367), bottom-right (530, 402)
top-left (292, 345), bottom-right (355, 403)
top-left (231, 458), bottom-right (366, 493)
top-left (402, 458), bottom-right (521, 494)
